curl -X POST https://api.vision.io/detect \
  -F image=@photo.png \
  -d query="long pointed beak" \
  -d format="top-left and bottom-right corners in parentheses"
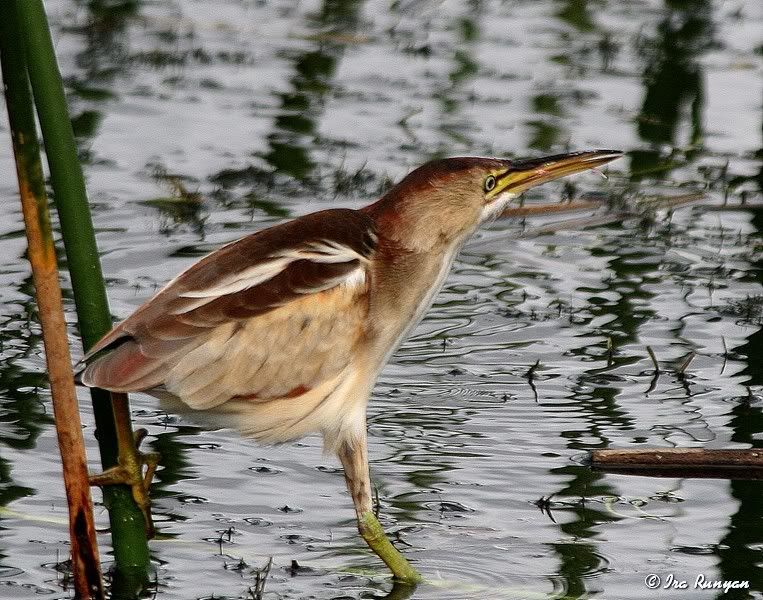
top-left (496, 149), bottom-right (623, 196)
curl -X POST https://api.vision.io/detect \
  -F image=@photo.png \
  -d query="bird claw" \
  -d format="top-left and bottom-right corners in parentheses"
top-left (133, 427), bottom-right (149, 448)
top-left (88, 429), bottom-right (160, 539)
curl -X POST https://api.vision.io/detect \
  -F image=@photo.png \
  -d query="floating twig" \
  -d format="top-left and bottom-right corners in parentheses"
top-left (590, 448), bottom-right (763, 480)
top-left (676, 352), bottom-right (696, 377)
top-left (646, 346), bottom-right (660, 373)
top-left (533, 495), bottom-right (556, 523)
top-left (501, 192), bottom-right (706, 239)
top-left (645, 346), bottom-right (660, 394)
top-left (526, 360), bottom-right (540, 402)
top-left (249, 557), bottom-right (272, 600)
top-left (606, 337), bottom-right (614, 367)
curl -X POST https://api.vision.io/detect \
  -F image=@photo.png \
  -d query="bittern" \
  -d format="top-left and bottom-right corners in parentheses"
top-left (78, 149), bottom-right (622, 583)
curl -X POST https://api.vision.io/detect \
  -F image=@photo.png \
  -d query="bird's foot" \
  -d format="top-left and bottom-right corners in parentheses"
top-left (358, 511), bottom-right (422, 584)
top-left (89, 428), bottom-right (159, 538)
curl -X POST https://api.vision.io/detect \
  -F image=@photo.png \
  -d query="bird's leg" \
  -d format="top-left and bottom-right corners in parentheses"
top-left (338, 434), bottom-right (422, 584)
top-left (88, 393), bottom-right (159, 538)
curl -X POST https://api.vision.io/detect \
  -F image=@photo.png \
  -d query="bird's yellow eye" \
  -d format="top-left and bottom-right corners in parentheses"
top-left (484, 175), bottom-right (496, 193)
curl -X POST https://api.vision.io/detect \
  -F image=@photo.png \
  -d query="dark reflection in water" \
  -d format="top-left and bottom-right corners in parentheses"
top-left (530, 4), bottom-right (669, 591)
top-left (147, 425), bottom-right (201, 504)
top-left (714, 153), bottom-right (763, 597)
top-left (738, 206), bottom-right (763, 388)
top-left (378, 408), bottom-right (480, 513)
top-left (433, 2), bottom-right (482, 152)
top-left (547, 405), bottom-right (624, 597)
top-left (543, 241), bottom-right (651, 596)
top-left (70, 0), bottom-right (141, 80)
top-left (716, 440), bottom-right (763, 598)
top-left (142, 170), bottom-right (208, 238)
top-left (556, 0), bottom-right (596, 33)
top-left (265, 0), bottom-right (365, 182)
top-left (527, 94), bottom-right (564, 153)
top-left (211, 0), bottom-right (365, 198)
top-left (632, 0), bottom-right (712, 177)
top-left (66, 0), bottom-right (143, 158)
top-left (0, 273), bottom-right (51, 576)
top-left (0, 273), bottom-right (53, 451)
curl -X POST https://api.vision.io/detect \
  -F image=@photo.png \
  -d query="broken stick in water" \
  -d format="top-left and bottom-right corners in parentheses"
top-left (590, 448), bottom-right (763, 480)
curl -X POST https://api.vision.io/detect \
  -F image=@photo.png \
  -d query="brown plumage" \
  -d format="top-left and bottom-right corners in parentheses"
top-left (78, 150), bottom-right (622, 582)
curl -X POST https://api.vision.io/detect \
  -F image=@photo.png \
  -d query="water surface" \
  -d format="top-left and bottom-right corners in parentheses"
top-left (0, 1), bottom-right (761, 598)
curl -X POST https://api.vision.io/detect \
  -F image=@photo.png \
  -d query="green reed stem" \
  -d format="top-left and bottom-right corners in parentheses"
top-left (0, 5), bottom-right (105, 598)
top-left (12, 0), bottom-right (151, 581)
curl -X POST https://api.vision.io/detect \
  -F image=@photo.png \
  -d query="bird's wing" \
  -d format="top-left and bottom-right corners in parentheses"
top-left (78, 209), bottom-right (377, 409)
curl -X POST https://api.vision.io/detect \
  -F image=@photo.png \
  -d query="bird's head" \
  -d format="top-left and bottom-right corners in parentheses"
top-left (368, 150), bottom-right (623, 252)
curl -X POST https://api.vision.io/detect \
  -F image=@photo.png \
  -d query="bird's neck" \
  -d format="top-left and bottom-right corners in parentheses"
top-left (362, 187), bottom-right (479, 254)
top-left (365, 232), bottom-right (467, 369)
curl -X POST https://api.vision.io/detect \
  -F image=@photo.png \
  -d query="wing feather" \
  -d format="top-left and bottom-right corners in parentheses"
top-left (78, 208), bottom-right (376, 408)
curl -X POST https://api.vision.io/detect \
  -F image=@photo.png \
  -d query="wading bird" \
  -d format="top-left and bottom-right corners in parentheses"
top-left (79, 150), bottom-right (622, 583)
